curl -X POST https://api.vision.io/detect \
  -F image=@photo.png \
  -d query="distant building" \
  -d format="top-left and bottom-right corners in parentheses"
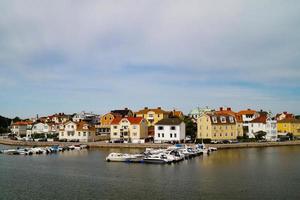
top-left (110, 117), bottom-right (148, 143)
top-left (275, 112), bottom-right (294, 121)
top-left (154, 118), bottom-right (186, 143)
top-left (135, 107), bottom-right (170, 127)
top-left (72, 111), bottom-right (98, 123)
top-left (197, 112), bottom-right (243, 141)
top-left (277, 118), bottom-right (300, 137)
top-left (10, 121), bottom-right (33, 137)
top-left (59, 121), bottom-right (99, 142)
top-left (47, 113), bottom-right (71, 124)
top-left (248, 113), bottom-right (277, 141)
top-left (188, 106), bottom-right (214, 122)
top-left (111, 108), bottom-right (133, 117)
top-left (236, 109), bottom-right (259, 136)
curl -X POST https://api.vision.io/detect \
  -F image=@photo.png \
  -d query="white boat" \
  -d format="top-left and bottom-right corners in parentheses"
top-left (143, 153), bottom-right (173, 164)
top-left (208, 147), bottom-right (217, 151)
top-left (106, 153), bottom-right (132, 162)
top-left (144, 148), bottom-right (165, 155)
top-left (3, 149), bottom-right (19, 155)
top-left (166, 150), bottom-right (184, 162)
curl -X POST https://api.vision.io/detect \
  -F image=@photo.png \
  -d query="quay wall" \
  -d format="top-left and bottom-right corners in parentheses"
top-left (1, 138), bottom-right (300, 149)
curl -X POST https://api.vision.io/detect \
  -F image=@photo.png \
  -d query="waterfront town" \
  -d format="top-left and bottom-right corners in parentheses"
top-left (4, 106), bottom-right (300, 145)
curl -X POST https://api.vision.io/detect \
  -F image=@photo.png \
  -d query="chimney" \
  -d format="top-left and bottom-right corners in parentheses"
top-left (227, 107), bottom-right (231, 111)
top-left (220, 107), bottom-right (223, 111)
top-left (125, 108), bottom-right (128, 110)
top-left (157, 107), bottom-right (161, 109)
top-left (144, 107), bottom-right (148, 110)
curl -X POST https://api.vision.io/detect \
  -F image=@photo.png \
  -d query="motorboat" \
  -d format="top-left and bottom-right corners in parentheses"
top-left (144, 148), bottom-right (165, 155)
top-left (3, 149), bottom-right (19, 155)
top-left (166, 150), bottom-right (184, 162)
top-left (143, 153), bottom-right (173, 164)
top-left (208, 147), bottom-right (217, 151)
top-left (106, 153), bottom-right (132, 162)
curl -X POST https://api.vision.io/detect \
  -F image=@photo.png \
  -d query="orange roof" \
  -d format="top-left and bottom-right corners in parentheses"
top-left (237, 109), bottom-right (257, 115)
top-left (76, 121), bottom-right (95, 131)
top-left (111, 117), bottom-right (144, 125)
top-left (12, 121), bottom-right (33, 126)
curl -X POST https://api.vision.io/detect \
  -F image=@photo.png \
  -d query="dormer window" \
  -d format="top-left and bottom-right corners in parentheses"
top-left (212, 117), bottom-right (217, 123)
top-left (229, 116), bottom-right (234, 123)
top-left (220, 116), bottom-right (226, 123)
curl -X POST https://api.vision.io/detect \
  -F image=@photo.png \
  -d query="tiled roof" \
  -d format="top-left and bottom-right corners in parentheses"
top-left (135, 107), bottom-right (170, 115)
top-left (12, 121), bottom-right (33, 126)
top-left (155, 118), bottom-right (183, 125)
top-left (237, 109), bottom-right (257, 115)
top-left (111, 117), bottom-right (144, 125)
top-left (76, 121), bottom-right (95, 131)
top-left (250, 115), bottom-right (267, 124)
top-left (278, 118), bottom-right (300, 123)
top-left (206, 113), bottom-right (236, 125)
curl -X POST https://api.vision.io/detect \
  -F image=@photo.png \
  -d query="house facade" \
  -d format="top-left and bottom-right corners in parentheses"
top-left (154, 118), bottom-right (186, 143)
top-left (277, 119), bottom-right (300, 137)
top-left (188, 106), bottom-right (214, 122)
top-left (110, 117), bottom-right (148, 143)
top-left (248, 114), bottom-right (277, 141)
top-left (236, 109), bottom-right (259, 136)
top-left (10, 121), bottom-right (33, 137)
top-left (59, 121), bottom-right (99, 142)
top-left (135, 107), bottom-right (170, 127)
top-left (197, 112), bottom-right (243, 141)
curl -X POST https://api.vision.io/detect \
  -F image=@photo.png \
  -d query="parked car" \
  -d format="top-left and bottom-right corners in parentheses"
top-left (222, 140), bottom-right (233, 144)
top-left (211, 140), bottom-right (218, 144)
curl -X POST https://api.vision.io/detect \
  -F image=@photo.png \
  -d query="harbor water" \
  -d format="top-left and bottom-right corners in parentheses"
top-left (1, 144), bottom-right (300, 200)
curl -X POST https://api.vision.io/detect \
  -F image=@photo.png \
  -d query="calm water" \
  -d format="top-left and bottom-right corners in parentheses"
top-left (1, 145), bottom-right (300, 200)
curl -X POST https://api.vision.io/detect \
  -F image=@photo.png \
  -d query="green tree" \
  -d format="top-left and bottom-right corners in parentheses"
top-left (183, 116), bottom-right (197, 140)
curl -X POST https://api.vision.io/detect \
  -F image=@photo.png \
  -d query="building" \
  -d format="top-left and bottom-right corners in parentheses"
top-left (248, 113), bottom-right (277, 141)
top-left (236, 109), bottom-right (259, 136)
top-left (72, 111), bottom-right (98, 123)
top-left (110, 117), bottom-right (148, 143)
top-left (111, 108), bottom-right (133, 117)
top-left (197, 112), bottom-right (243, 141)
top-left (135, 107), bottom-right (170, 127)
top-left (188, 106), bottom-right (214, 122)
top-left (96, 112), bottom-right (118, 135)
top-left (277, 118), bottom-right (300, 137)
top-left (48, 113), bottom-right (71, 124)
top-left (276, 112), bottom-right (294, 121)
top-left (154, 118), bottom-right (186, 143)
top-left (10, 121), bottom-right (33, 137)
top-left (170, 109), bottom-right (184, 119)
top-left (59, 121), bottom-right (99, 142)
top-left (29, 122), bottom-right (59, 138)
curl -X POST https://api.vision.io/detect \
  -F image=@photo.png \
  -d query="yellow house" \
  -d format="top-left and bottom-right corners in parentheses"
top-left (197, 113), bottom-right (243, 141)
top-left (110, 117), bottom-right (148, 143)
top-left (135, 107), bottom-right (170, 126)
top-left (277, 118), bottom-right (300, 136)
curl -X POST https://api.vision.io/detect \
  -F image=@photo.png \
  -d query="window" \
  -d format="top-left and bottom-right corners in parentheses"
top-left (114, 126), bottom-right (118, 129)
top-left (158, 126), bottom-right (164, 130)
top-left (225, 133), bottom-right (227, 136)
top-left (212, 117), bottom-right (217, 123)
top-left (133, 125), bottom-right (137, 129)
top-left (220, 116), bottom-right (226, 123)
top-left (214, 133), bottom-right (216, 137)
top-left (114, 132), bottom-right (117, 136)
top-left (231, 133), bottom-right (233, 136)
top-left (162, 133), bottom-right (164, 137)
top-left (133, 132), bottom-right (137, 136)
top-left (88, 132), bottom-right (91, 136)
top-left (71, 125), bottom-right (74, 128)
top-left (220, 133), bottom-right (222, 137)
top-left (78, 132), bottom-right (81, 136)
top-left (229, 116), bottom-right (234, 123)
top-left (170, 133), bottom-right (173, 138)
top-left (158, 133), bottom-right (160, 137)
top-left (83, 132), bottom-right (86, 136)
top-left (174, 133), bottom-right (177, 137)
top-left (171, 126), bottom-right (176, 130)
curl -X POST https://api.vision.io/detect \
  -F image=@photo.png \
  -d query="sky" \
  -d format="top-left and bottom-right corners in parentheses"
top-left (0, 0), bottom-right (300, 118)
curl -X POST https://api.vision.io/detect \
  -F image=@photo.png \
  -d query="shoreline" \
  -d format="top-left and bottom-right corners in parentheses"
top-left (1, 138), bottom-right (300, 149)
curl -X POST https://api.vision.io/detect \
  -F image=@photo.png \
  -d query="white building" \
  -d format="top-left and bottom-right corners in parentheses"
top-left (10, 121), bottom-right (33, 137)
top-left (154, 118), bottom-right (186, 143)
top-left (72, 111), bottom-right (98, 123)
top-left (248, 114), bottom-right (277, 141)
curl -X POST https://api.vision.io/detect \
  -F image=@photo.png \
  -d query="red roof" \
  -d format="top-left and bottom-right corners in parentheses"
top-left (250, 115), bottom-right (267, 124)
top-left (111, 117), bottom-right (144, 125)
top-left (12, 121), bottom-right (33, 126)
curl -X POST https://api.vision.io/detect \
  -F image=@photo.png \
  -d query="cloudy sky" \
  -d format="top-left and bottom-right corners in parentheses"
top-left (0, 0), bottom-right (299, 118)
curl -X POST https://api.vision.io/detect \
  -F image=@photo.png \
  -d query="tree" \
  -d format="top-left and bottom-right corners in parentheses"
top-left (255, 131), bottom-right (266, 140)
top-left (183, 116), bottom-right (197, 140)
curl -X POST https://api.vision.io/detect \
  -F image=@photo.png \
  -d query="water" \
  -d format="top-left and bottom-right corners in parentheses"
top-left (1, 145), bottom-right (300, 200)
